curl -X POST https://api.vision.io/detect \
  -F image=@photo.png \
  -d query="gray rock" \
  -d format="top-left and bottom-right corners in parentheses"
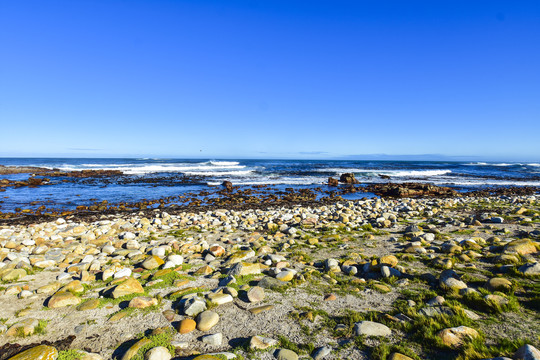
top-left (312, 346), bottom-right (332, 359)
top-left (182, 297), bottom-right (207, 316)
top-left (419, 306), bottom-right (454, 317)
top-left (202, 333), bottom-right (222, 346)
top-left (353, 321), bottom-right (391, 337)
top-left (519, 262), bottom-right (540, 276)
top-left (258, 276), bottom-right (288, 291)
top-left (381, 266), bottom-right (401, 278)
top-left (426, 296), bottom-right (445, 306)
top-left (514, 344), bottom-right (540, 360)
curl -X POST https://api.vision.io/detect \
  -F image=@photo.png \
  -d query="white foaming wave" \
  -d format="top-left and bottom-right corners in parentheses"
top-left (208, 176), bottom-right (324, 186)
top-left (182, 170), bottom-right (255, 177)
top-left (465, 162), bottom-right (520, 167)
top-left (207, 161), bottom-right (240, 166)
top-left (387, 170), bottom-right (451, 177)
top-left (528, 163), bottom-right (540, 167)
top-left (465, 162), bottom-right (487, 166)
top-left (314, 168), bottom-right (451, 177)
top-left (53, 163), bottom-right (247, 174)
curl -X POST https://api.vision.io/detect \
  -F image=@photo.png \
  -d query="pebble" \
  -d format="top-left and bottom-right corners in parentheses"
top-left (196, 310), bottom-right (219, 331)
top-left (178, 318), bottom-right (197, 334)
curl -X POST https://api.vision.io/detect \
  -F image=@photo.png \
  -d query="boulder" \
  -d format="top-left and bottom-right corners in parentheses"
top-left (339, 173), bottom-right (358, 184)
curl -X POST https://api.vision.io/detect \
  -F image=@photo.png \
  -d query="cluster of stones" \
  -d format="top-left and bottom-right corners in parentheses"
top-left (0, 194), bottom-right (539, 359)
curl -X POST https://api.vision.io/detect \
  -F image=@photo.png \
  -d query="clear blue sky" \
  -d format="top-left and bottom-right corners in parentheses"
top-left (1, 0), bottom-right (539, 160)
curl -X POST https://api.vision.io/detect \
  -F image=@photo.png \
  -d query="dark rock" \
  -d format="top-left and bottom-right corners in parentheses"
top-left (367, 183), bottom-right (457, 198)
top-left (328, 177), bottom-right (339, 186)
top-left (222, 181), bottom-right (234, 192)
top-left (339, 173), bottom-right (358, 184)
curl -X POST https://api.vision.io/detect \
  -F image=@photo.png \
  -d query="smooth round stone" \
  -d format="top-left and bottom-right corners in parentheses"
top-left (112, 278), bottom-right (144, 298)
top-left (426, 296), bottom-right (445, 306)
top-left (162, 310), bottom-right (176, 321)
top-left (354, 321), bottom-right (391, 337)
top-left (207, 293), bottom-right (233, 305)
top-left (166, 254), bottom-right (184, 266)
top-left (486, 278), bottom-right (512, 292)
top-left (201, 333), bottom-right (222, 346)
top-left (1, 269), bottom-right (27, 282)
top-left (19, 290), bottom-right (33, 299)
top-left (6, 318), bottom-right (38, 336)
top-left (514, 344), bottom-right (540, 360)
top-left (7, 345), bottom-right (58, 360)
top-left (114, 268), bottom-right (132, 279)
top-left (77, 299), bottom-right (100, 311)
top-left (436, 326), bottom-right (479, 348)
top-left (196, 311), bottom-right (219, 331)
top-left (144, 346), bottom-right (171, 360)
top-left (275, 348), bottom-right (298, 360)
top-left (247, 286), bottom-right (265, 302)
top-left (275, 270), bottom-right (294, 282)
top-left (151, 247), bottom-right (166, 257)
top-left (312, 346), bottom-right (332, 360)
top-left (48, 291), bottom-right (81, 308)
top-left (177, 318), bottom-right (196, 334)
top-left (128, 296), bottom-right (158, 309)
top-left (142, 255), bottom-right (164, 270)
top-left (102, 245), bottom-right (115, 254)
top-left (57, 272), bottom-right (71, 281)
top-left (5, 286), bottom-right (22, 296)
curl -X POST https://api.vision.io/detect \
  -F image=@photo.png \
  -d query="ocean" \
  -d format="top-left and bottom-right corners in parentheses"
top-left (1, 158), bottom-right (539, 213)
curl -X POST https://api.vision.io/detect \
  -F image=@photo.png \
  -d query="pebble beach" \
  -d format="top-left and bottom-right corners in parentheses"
top-left (0, 193), bottom-right (539, 360)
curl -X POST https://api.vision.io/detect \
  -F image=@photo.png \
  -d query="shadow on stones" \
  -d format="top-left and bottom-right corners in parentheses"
top-left (111, 338), bottom-right (140, 360)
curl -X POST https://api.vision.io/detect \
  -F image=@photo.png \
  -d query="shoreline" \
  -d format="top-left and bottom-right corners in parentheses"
top-left (0, 182), bottom-right (538, 226)
top-left (0, 194), bottom-right (539, 359)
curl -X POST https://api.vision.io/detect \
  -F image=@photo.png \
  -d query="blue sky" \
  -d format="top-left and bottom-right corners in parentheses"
top-left (1, 0), bottom-right (539, 160)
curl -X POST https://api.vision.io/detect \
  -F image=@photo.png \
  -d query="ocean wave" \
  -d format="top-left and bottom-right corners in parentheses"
top-left (528, 163), bottom-right (540, 167)
top-left (314, 168), bottom-right (451, 177)
top-left (385, 170), bottom-right (451, 177)
top-left (182, 170), bottom-right (255, 177)
top-left (465, 162), bottom-right (520, 167)
top-left (208, 176), bottom-right (324, 186)
top-left (207, 161), bottom-right (240, 166)
top-left (54, 163), bottom-right (247, 174)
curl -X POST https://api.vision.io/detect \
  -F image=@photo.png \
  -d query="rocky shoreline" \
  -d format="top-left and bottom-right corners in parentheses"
top-left (0, 194), bottom-right (539, 360)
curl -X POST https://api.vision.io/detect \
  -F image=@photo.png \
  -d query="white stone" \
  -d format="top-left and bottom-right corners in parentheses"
top-left (145, 346), bottom-right (171, 360)
top-left (114, 268), bottom-right (132, 279)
